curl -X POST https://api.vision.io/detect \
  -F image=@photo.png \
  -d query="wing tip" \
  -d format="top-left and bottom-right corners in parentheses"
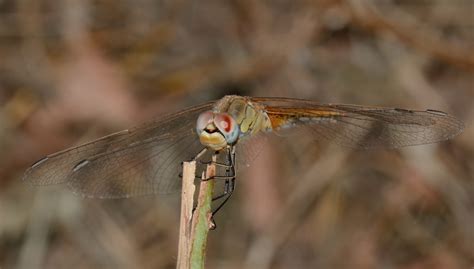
top-left (22, 157), bottom-right (49, 185)
top-left (22, 156), bottom-right (70, 186)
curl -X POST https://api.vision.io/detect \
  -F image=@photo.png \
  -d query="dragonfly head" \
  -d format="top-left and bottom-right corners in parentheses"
top-left (196, 111), bottom-right (240, 151)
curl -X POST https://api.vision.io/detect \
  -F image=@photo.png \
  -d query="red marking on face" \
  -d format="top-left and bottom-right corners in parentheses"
top-left (215, 114), bottom-right (232, 133)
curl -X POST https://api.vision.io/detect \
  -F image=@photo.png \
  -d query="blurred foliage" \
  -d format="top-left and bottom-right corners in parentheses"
top-left (0, 0), bottom-right (472, 268)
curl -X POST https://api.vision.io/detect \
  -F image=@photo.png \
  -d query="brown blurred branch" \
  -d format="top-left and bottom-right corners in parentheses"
top-left (245, 148), bottom-right (348, 269)
top-left (346, 0), bottom-right (474, 72)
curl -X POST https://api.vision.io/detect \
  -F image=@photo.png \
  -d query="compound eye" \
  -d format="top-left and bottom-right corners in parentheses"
top-left (214, 113), bottom-right (233, 133)
top-left (196, 111), bottom-right (214, 133)
top-left (214, 113), bottom-right (239, 143)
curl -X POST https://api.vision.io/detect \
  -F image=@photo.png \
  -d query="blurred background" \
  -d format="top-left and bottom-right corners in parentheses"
top-left (0, 0), bottom-right (473, 268)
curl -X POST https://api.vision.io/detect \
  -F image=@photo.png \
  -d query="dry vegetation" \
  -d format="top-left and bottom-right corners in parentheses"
top-left (0, 0), bottom-right (473, 268)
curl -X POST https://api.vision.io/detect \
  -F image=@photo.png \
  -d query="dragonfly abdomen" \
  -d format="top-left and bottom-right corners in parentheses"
top-left (265, 107), bottom-right (343, 130)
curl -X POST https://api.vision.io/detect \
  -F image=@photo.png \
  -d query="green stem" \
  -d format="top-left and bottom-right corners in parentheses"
top-left (189, 156), bottom-right (216, 268)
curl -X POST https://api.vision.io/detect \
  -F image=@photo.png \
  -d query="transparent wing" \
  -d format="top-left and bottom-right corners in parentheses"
top-left (235, 132), bottom-right (268, 170)
top-left (251, 97), bottom-right (464, 149)
top-left (23, 101), bottom-right (214, 198)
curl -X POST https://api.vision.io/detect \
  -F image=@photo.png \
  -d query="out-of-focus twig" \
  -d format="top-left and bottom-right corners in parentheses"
top-left (17, 191), bottom-right (56, 269)
top-left (346, 0), bottom-right (474, 72)
top-left (244, 147), bottom-right (348, 269)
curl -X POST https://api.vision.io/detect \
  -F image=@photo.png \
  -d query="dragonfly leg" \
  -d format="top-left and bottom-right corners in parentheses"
top-left (201, 147), bottom-right (236, 181)
top-left (209, 178), bottom-right (235, 230)
top-left (197, 160), bottom-right (233, 168)
top-left (211, 174), bottom-right (233, 202)
top-left (208, 146), bottom-right (237, 229)
top-left (192, 178), bottom-right (230, 217)
top-left (191, 147), bottom-right (208, 162)
top-left (189, 145), bottom-right (237, 229)
top-left (181, 174), bottom-right (234, 181)
top-left (196, 149), bottom-right (232, 167)
top-left (179, 147), bottom-right (208, 178)
top-left (192, 180), bottom-right (229, 211)
top-left (202, 175), bottom-right (234, 181)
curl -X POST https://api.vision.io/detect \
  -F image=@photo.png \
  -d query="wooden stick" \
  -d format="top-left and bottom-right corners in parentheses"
top-left (177, 156), bottom-right (216, 269)
top-left (176, 161), bottom-right (196, 269)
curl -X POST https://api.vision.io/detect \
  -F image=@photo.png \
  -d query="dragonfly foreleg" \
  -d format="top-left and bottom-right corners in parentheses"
top-left (201, 146), bottom-right (236, 181)
top-left (197, 160), bottom-right (233, 168)
top-left (210, 179), bottom-right (231, 202)
top-left (191, 147), bottom-right (208, 162)
top-left (208, 145), bottom-right (237, 229)
top-left (209, 178), bottom-right (235, 229)
top-left (188, 145), bottom-right (237, 229)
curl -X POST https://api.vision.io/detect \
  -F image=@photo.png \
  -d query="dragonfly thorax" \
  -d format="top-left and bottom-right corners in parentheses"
top-left (196, 111), bottom-right (240, 151)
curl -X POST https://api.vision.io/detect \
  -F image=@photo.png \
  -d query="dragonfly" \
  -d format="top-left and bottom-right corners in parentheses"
top-left (23, 95), bottom-right (464, 216)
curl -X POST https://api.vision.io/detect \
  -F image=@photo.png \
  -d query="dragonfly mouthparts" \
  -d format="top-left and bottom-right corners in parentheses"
top-left (204, 124), bottom-right (218, 133)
